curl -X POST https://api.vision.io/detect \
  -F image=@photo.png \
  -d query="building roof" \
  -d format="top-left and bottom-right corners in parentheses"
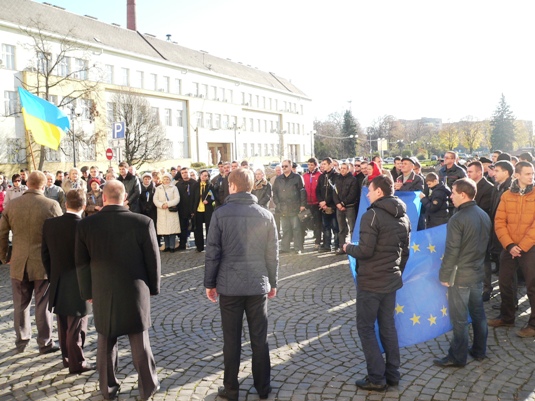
top-left (0, 0), bottom-right (309, 97)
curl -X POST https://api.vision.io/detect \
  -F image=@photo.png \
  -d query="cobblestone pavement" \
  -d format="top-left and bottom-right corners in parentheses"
top-left (1, 236), bottom-right (534, 401)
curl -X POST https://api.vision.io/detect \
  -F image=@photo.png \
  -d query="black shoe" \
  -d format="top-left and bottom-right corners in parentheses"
top-left (162, 248), bottom-right (170, 252)
top-left (280, 250), bottom-right (290, 254)
top-left (15, 344), bottom-right (28, 354)
top-left (142, 383), bottom-right (160, 400)
top-left (468, 348), bottom-right (487, 362)
top-left (492, 304), bottom-right (518, 310)
top-left (70, 362), bottom-right (96, 374)
top-left (170, 248), bottom-right (175, 253)
top-left (318, 247), bottom-right (331, 253)
top-left (386, 379), bottom-right (399, 386)
top-left (259, 385), bottom-right (273, 399)
top-left (104, 385), bottom-right (121, 400)
top-left (40, 345), bottom-right (60, 355)
top-left (355, 376), bottom-right (387, 391)
top-left (433, 356), bottom-right (465, 367)
top-left (335, 248), bottom-right (345, 255)
top-left (217, 386), bottom-right (238, 401)
top-left (482, 292), bottom-right (491, 302)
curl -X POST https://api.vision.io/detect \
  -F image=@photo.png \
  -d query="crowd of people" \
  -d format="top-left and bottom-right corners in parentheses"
top-left (0, 148), bottom-right (534, 399)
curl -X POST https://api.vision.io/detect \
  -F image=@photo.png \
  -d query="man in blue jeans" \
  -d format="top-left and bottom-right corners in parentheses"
top-left (435, 178), bottom-right (491, 367)
top-left (344, 175), bottom-right (410, 391)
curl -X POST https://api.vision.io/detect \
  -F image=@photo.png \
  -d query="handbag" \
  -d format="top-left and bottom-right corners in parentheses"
top-left (323, 206), bottom-right (335, 215)
top-left (164, 189), bottom-right (178, 212)
top-left (298, 208), bottom-right (312, 222)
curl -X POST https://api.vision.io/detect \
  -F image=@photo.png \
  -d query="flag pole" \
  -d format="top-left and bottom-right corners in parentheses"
top-left (25, 129), bottom-right (37, 171)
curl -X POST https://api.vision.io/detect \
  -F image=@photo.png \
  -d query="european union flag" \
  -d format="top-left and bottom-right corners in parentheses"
top-left (349, 188), bottom-right (452, 347)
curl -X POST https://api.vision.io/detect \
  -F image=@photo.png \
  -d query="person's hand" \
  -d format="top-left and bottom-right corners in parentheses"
top-left (319, 201), bottom-right (326, 208)
top-left (419, 193), bottom-right (425, 199)
top-left (336, 203), bottom-right (343, 210)
top-left (88, 299), bottom-right (93, 304)
top-left (268, 288), bottom-right (277, 299)
top-left (343, 243), bottom-right (348, 252)
top-left (206, 288), bottom-right (218, 303)
top-left (441, 281), bottom-right (450, 287)
top-left (124, 200), bottom-right (129, 206)
top-left (394, 182), bottom-right (402, 190)
top-left (299, 206), bottom-right (306, 212)
top-left (510, 245), bottom-right (522, 258)
top-left (162, 203), bottom-right (168, 209)
top-left (203, 200), bottom-right (209, 204)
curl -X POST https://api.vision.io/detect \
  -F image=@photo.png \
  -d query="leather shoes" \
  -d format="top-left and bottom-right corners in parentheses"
top-left (433, 356), bottom-right (465, 367)
top-left (40, 345), bottom-right (60, 354)
top-left (70, 362), bottom-right (96, 374)
top-left (355, 376), bottom-right (387, 391)
top-left (386, 379), bottom-right (399, 386)
top-left (217, 386), bottom-right (238, 401)
top-left (488, 318), bottom-right (515, 327)
top-left (468, 348), bottom-right (487, 362)
top-left (141, 383), bottom-right (160, 400)
top-left (259, 385), bottom-right (273, 399)
top-left (482, 292), bottom-right (491, 302)
top-left (517, 326), bottom-right (535, 338)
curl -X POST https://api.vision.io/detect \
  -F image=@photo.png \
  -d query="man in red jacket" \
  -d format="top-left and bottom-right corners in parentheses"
top-left (303, 158), bottom-right (322, 249)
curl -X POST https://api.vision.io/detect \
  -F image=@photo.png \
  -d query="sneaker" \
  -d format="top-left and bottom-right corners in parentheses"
top-left (517, 326), bottom-right (535, 338)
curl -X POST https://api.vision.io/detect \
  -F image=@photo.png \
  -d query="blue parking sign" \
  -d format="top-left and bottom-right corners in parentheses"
top-left (113, 121), bottom-right (125, 139)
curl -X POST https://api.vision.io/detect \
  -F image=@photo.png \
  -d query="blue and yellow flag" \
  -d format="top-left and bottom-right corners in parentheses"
top-left (18, 87), bottom-right (70, 150)
top-left (349, 188), bottom-right (452, 347)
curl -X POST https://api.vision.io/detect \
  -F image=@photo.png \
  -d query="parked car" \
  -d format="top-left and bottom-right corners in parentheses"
top-left (384, 157), bottom-right (395, 164)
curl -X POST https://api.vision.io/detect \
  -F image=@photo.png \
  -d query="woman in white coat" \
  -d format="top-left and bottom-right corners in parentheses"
top-left (153, 173), bottom-right (181, 252)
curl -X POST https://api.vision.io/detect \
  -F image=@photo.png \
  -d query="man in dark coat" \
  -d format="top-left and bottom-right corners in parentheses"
top-left (343, 175), bottom-right (410, 391)
top-left (205, 168), bottom-right (278, 401)
top-left (394, 157), bottom-right (424, 192)
top-left (194, 170), bottom-right (216, 252)
top-left (42, 189), bottom-right (94, 374)
top-left (176, 167), bottom-right (200, 250)
top-left (76, 180), bottom-right (160, 400)
top-left (439, 151), bottom-right (467, 189)
top-left (334, 162), bottom-right (359, 254)
top-left (316, 157), bottom-right (340, 252)
top-left (117, 161), bottom-right (141, 213)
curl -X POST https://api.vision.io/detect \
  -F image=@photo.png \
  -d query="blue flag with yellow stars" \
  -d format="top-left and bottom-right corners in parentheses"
top-left (349, 188), bottom-right (452, 347)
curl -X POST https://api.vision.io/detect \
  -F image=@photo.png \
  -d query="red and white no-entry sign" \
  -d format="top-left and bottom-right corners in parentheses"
top-left (106, 148), bottom-right (114, 160)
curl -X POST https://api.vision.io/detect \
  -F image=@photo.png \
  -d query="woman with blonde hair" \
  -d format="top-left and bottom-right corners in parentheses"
top-left (153, 173), bottom-right (180, 252)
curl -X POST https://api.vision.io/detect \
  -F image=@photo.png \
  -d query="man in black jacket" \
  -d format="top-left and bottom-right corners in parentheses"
top-left (316, 158), bottom-right (340, 252)
top-left (272, 159), bottom-right (306, 254)
top-left (434, 178), bottom-right (491, 367)
top-left (343, 175), bottom-right (410, 391)
top-left (394, 157), bottom-right (424, 192)
top-left (334, 162), bottom-right (359, 254)
top-left (439, 151), bottom-right (467, 189)
top-left (205, 168), bottom-right (278, 401)
top-left (76, 180), bottom-right (160, 400)
top-left (176, 167), bottom-right (200, 250)
top-left (42, 189), bottom-right (94, 374)
top-left (117, 162), bottom-right (141, 213)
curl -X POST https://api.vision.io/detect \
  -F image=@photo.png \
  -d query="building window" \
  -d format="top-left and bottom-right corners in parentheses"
top-left (257, 119), bottom-right (261, 132)
top-left (274, 99), bottom-right (278, 111)
top-left (256, 95), bottom-right (260, 108)
top-left (5, 138), bottom-right (25, 164)
top-left (1, 44), bottom-right (15, 69)
top-left (151, 107), bottom-right (159, 123)
top-left (194, 82), bottom-right (199, 96)
top-left (48, 95), bottom-right (58, 105)
top-left (197, 111), bottom-right (203, 128)
top-left (287, 122), bottom-right (291, 133)
top-left (104, 64), bottom-right (114, 84)
top-left (270, 144), bottom-right (275, 156)
top-left (243, 143), bottom-right (248, 157)
top-left (4, 90), bottom-right (17, 116)
top-left (106, 102), bottom-right (115, 124)
top-left (228, 89), bottom-right (233, 104)
top-left (150, 73), bottom-right (157, 91)
top-left (241, 92), bottom-right (246, 105)
top-left (257, 143), bottom-right (262, 156)
top-left (220, 88), bottom-right (226, 101)
top-left (202, 84), bottom-right (208, 98)
top-left (162, 76), bottom-right (170, 92)
top-left (57, 56), bottom-right (70, 77)
top-left (164, 109), bottom-right (172, 126)
top-left (205, 113), bottom-right (213, 129)
top-left (264, 144), bottom-right (268, 155)
top-left (175, 78), bottom-right (182, 95)
top-left (214, 114), bottom-right (221, 129)
top-left (37, 51), bottom-right (51, 74)
top-left (222, 114), bottom-right (229, 129)
top-left (210, 86), bottom-right (217, 100)
top-left (121, 68), bottom-right (129, 86)
top-left (134, 70), bottom-right (144, 88)
top-left (250, 143), bottom-right (255, 156)
top-left (74, 58), bottom-right (88, 80)
top-left (269, 98), bottom-right (272, 110)
top-left (242, 117), bottom-right (247, 130)
top-left (249, 118), bottom-right (254, 132)
top-left (176, 109), bottom-right (183, 127)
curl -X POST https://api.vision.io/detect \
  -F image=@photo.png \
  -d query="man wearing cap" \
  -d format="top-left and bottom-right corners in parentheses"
top-left (394, 157), bottom-right (424, 192)
top-left (439, 151), bottom-right (467, 189)
top-left (479, 157), bottom-right (493, 180)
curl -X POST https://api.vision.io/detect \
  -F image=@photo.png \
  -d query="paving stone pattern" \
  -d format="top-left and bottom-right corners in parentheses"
top-left (0, 237), bottom-right (534, 400)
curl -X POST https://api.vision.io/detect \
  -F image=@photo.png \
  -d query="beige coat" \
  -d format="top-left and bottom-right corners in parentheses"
top-left (153, 184), bottom-right (181, 235)
top-left (0, 189), bottom-right (63, 280)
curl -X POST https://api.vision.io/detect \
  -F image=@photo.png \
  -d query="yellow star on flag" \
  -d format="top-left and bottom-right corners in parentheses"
top-left (395, 304), bottom-right (404, 314)
top-left (427, 244), bottom-right (436, 253)
top-left (441, 306), bottom-right (448, 317)
top-left (410, 314), bottom-right (421, 325)
top-left (428, 314), bottom-right (437, 325)
top-left (411, 243), bottom-right (420, 252)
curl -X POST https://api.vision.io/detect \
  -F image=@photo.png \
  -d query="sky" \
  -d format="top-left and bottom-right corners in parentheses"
top-left (41, 0), bottom-right (534, 128)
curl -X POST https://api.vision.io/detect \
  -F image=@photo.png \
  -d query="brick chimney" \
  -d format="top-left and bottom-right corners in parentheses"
top-left (127, 0), bottom-right (136, 30)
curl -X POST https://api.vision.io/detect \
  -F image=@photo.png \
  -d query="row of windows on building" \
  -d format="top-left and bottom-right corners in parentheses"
top-left (3, 90), bottom-right (93, 119)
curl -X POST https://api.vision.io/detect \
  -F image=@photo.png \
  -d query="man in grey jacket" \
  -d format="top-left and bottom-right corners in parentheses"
top-left (204, 168), bottom-right (278, 401)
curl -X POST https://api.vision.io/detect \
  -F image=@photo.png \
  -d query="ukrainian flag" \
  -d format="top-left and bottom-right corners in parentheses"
top-left (18, 87), bottom-right (70, 150)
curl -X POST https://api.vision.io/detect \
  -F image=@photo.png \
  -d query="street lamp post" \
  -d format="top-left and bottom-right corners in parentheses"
top-left (65, 104), bottom-right (82, 167)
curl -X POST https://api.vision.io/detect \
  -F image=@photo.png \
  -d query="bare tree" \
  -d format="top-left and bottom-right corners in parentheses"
top-left (111, 91), bottom-right (167, 169)
top-left (18, 19), bottom-right (101, 169)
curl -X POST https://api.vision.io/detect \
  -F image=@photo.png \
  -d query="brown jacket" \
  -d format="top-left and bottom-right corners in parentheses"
top-left (0, 189), bottom-right (63, 280)
top-left (494, 185), bottom-right (535, 252)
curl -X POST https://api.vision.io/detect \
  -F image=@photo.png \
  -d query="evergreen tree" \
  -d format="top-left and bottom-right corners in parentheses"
top-left (490, 94), bottom-right (516, 152)
top-left (341, 110), bottom-right (360, 157)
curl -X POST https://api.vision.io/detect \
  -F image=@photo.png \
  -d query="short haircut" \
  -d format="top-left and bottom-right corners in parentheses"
top-left (66, 189), bottom-right (86, 211)
top-left (322, 157), bottom-right (333, 165)
top-left (468, 161), bottom-right (483, 172)
top-left (492, 150), bottom-right (503, 155)
top-left (511, 156), bottom-right (519, 163)
top-left (515, 161), bottom-right (534, 175)
top-left (240, 160), bottom-right (249, 166)
top-left (180, 167), bottom-right (188, 172)
top-left (90, 165), bottom-right (99, 171)
top-left (20, 168), bottom-right (29, 173)
top-left (425, 172), bottom-right (439, 182)
top-left (228, 167), bottom-right (254, 192)
top-left (217, 161), bottom-right (223, 166)
top-left (494, 160), bottom-right (514, 176)
top-left (445, 151), bottom-right (457, 159)
top-left (283, 159), bottom-right (293, 166)
top-left (497, 152), bottom-right (511, 161)
top-left (11, 173), bottom-right (21, 182)
top-left (27, 171), bottom-right (47, 189)
top-left (307, 157), bottom-right (318, 165)
top-left (69, 168), bottom-right (80, 176)
top-left (372, 155), bottom-right (382, 162)
top-left (103, 180), bottom-right (126, 203)
top-left (340, 162), bottom-right (350, 168)
top-left (370, 174), bottom-right (394, 197)
top-left (452, 178), bottom-right (477, 200)
top-left (394, 156), bottom-right (402, 162)
top-left (519, 152), bottom-right (533, 162)
top-left (118, 161), bottom-right (129, 168)
top-left (55, 170), bottom-right (63, 175)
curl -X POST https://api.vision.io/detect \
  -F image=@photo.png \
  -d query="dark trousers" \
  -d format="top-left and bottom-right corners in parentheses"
top-left (97, 330), bottom-right (158, 400)
top-left (499, 248), bottom-right (535, 328)
top-left (356, 290), bottom-right (400, 385)
top-left (194, 211), bottom-right (211, 251)
top-left (57, 314), bottom-right (88, 373)
top-left (219, 294), bottom-right (271, 400)
top-left (179, 216), bottom-right (191, 249)
top-left (309, 206), bottom-right (323, 245)
top-left (483, 253), bottom-right (493, 295)
top-left (447, 282), bottom-right (488, 365)
top-left (11, 274), bottom-right (55, 352)
top-left (321, 212), bottom-right (339, 250)
top-left (336, 206), bottom-right (356, 246)
top-left (280, 215), bottom-right (303, 252)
